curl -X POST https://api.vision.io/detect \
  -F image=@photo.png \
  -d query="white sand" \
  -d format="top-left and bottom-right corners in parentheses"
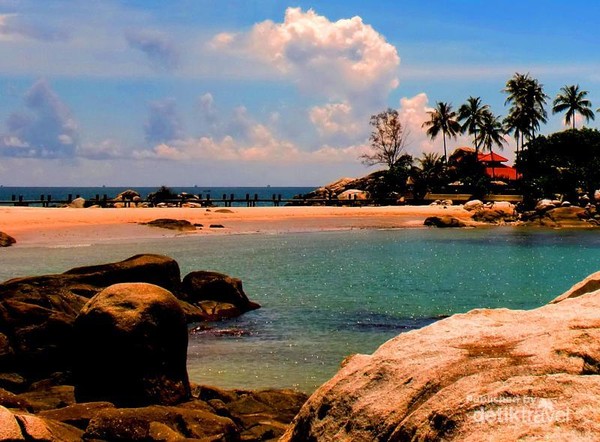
top-left (0, 205), bottom-right (474, 246)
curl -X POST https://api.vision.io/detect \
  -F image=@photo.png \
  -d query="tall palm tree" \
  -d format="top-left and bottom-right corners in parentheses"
top-left (422, 102), bottom-right (461, 164)
top-left (552, 84), bottom-right (595, 129)
top-left (458, 96), bottom-right (490, 158)
top-left (503, 72), bottom-right (548, 145)
top-left (479, 111), bottom-right (506, 179)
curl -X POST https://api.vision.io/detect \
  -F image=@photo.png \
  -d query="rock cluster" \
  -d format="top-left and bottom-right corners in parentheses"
top-left (0, 254), bottom-right (259, 387)
top-left (282, 272), bottom-right (600, 441)
top-left (0, 257), bottom-right (303, 441)
top-left (521, 205), bottom-right (598, 227)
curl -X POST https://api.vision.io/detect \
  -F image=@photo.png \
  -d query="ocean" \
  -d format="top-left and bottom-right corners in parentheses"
top-left (0, 186), bottom-right (315, 206)
top-left (2, 226), bottom-right (599, 393)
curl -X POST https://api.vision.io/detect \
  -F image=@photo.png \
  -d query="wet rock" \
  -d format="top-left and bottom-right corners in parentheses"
top-left (423, 216), bottom-right (466, 228)
top-left (73, 283), bottom-right (191, 407)
top-left (182, 271), bottom-right (260, 312)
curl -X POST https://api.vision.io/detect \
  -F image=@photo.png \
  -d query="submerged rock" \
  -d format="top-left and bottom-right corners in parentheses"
top-left (282, 273), bottom-right (600, 441)
top-left (73, 283), bottom-right (191, 407)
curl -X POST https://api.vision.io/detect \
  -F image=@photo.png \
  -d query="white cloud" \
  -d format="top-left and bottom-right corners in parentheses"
top-left (309, 102), bottom-right (362, 138)
top-left (210, 7), bottom-right (399, 105)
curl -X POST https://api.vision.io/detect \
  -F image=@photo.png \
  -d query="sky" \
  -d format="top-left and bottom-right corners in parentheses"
top-left (1, 0), bottom-right (600, 186)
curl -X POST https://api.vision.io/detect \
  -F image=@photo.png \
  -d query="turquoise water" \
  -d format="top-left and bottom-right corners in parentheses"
top-left (1, 228), bottom-right (599, 392)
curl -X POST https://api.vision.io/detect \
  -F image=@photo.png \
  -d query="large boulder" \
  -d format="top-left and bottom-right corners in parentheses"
top-left (73, 283), bottom-right (191, 407)
top-left (0, 254), bottom-right (181, 382)
top-left (181, 271), bottom-right (260, 314)
top-left (0, 232), bottom-right (16, 247)
top-left (282, 276), bottom-right (600, 441)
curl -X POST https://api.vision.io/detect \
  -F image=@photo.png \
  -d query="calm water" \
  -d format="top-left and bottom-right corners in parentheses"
top-left (0, 186), bottom-right (314, 207)
top-left (1, 228), bottom-right (599, 392)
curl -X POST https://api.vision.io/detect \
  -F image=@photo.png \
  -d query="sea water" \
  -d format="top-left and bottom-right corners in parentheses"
top-left (1, 227), bottom-right (599, 392)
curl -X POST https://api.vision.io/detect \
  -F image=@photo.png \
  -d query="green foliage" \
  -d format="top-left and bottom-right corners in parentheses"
top-left (411, 152), bottom-right (447, 199)
top-left (517, 128), bottom-right (600, 203)
top-left (447, 153), bottom-right (490, 199)
top-left (552, 84), bottom-right (595, 129)
top-left (422, 101), bottom-right (461, 163)
top-left (366, 154), bottom-right (414, 201)
top-left (148, 185), bottom-right (178, 204)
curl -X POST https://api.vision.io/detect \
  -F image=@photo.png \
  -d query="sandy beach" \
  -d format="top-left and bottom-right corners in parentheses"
top-left (0, 205), bottom-right (474, 246)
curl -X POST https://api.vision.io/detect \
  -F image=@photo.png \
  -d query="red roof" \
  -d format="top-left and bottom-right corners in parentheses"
top-left (478, 152), bottom-right (509, 163)
top-left (485, 166), bottom-right (520, 181)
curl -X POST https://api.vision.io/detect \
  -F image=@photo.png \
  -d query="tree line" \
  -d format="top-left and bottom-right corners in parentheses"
top-left (361, 72), bottom-right (600, 205)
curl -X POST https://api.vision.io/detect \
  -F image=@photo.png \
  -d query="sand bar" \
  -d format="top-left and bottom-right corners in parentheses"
top-left (0, 205), bottom-right (474, 246)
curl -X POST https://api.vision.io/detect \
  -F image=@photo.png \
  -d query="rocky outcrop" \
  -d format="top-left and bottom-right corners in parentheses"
top-left (0, 254), bottom-right (259, 387)
top-left (424, 216), bottom-right (466, 228)
top-left (0, 231), bottom-right (16, 247)
top-left (73, 283), bottom-right (191, 407)
top-left (471, 201), bottom-right (518, 224)
top-left (550, 270), bottom-right (600, 304)
top-left (522, 206), bottom-right (596, 227)
top-left (282, 274), bottom-right (600, 441)
top-left (1, 386), bottom-right (307, 441)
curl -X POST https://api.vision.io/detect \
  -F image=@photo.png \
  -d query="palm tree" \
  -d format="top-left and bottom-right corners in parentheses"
top-left (422, 102), bottom-right (461, 164)
top-left (503, 72), bottom-right (548, 144)
top-left (458, 96), bottom-right (490, 158)
top-left (479, 111), bottom-right (506, 179)
top-left (552, 84), bottom-right (595, 129)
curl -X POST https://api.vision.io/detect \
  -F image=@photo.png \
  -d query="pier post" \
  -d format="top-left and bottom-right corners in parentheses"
top-left (254, 193), bottom-right (258, 207)
top-left (245, 193), bottom-right (250, 207)
top-left (68, 194), bottom-right (73, 203)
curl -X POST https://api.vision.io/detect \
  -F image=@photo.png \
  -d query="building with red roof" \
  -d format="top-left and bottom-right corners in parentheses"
top-left (449, 147), bottom-right (520, 182)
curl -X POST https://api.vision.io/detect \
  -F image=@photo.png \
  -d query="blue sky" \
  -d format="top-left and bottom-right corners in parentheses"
top-left (1, 0), bottom-right (599, 186)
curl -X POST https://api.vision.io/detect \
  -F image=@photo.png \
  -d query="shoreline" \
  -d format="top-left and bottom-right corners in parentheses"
top-left (0, 205), bottom-right (478, 246)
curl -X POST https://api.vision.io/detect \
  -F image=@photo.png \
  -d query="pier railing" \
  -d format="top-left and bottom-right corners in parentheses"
top-left (0, 192), bottom-right (388, 207)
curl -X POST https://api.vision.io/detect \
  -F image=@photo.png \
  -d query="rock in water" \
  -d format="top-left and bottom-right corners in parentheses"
top-left (282, 287), bottom-right (600, 441)
top-left (73, 283), bottom-right (191, 407)
top-left (181, 271), bottom-right (260, 313)
top-left (423, 216), bottom-right (466, 228)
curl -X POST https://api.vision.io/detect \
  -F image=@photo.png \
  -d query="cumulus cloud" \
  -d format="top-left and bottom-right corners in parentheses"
top-left (393, 93), bottom-right (473, 158)
top-left (0, 13), bottom-right (68, 42)
top-left (210, 7), bottom-right (399, 105)
top-left (0, 79), bottom-right (79, 158)
top-left (144, 99), bottom-right (183, 145)
top-left (125, 29), bottom-right (179, 71)
top-left (309, 101), bottom-right (362, 140)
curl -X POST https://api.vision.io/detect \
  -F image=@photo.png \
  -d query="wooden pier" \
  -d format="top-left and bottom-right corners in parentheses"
top-left (0, 192), bottom-right (379, 208)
